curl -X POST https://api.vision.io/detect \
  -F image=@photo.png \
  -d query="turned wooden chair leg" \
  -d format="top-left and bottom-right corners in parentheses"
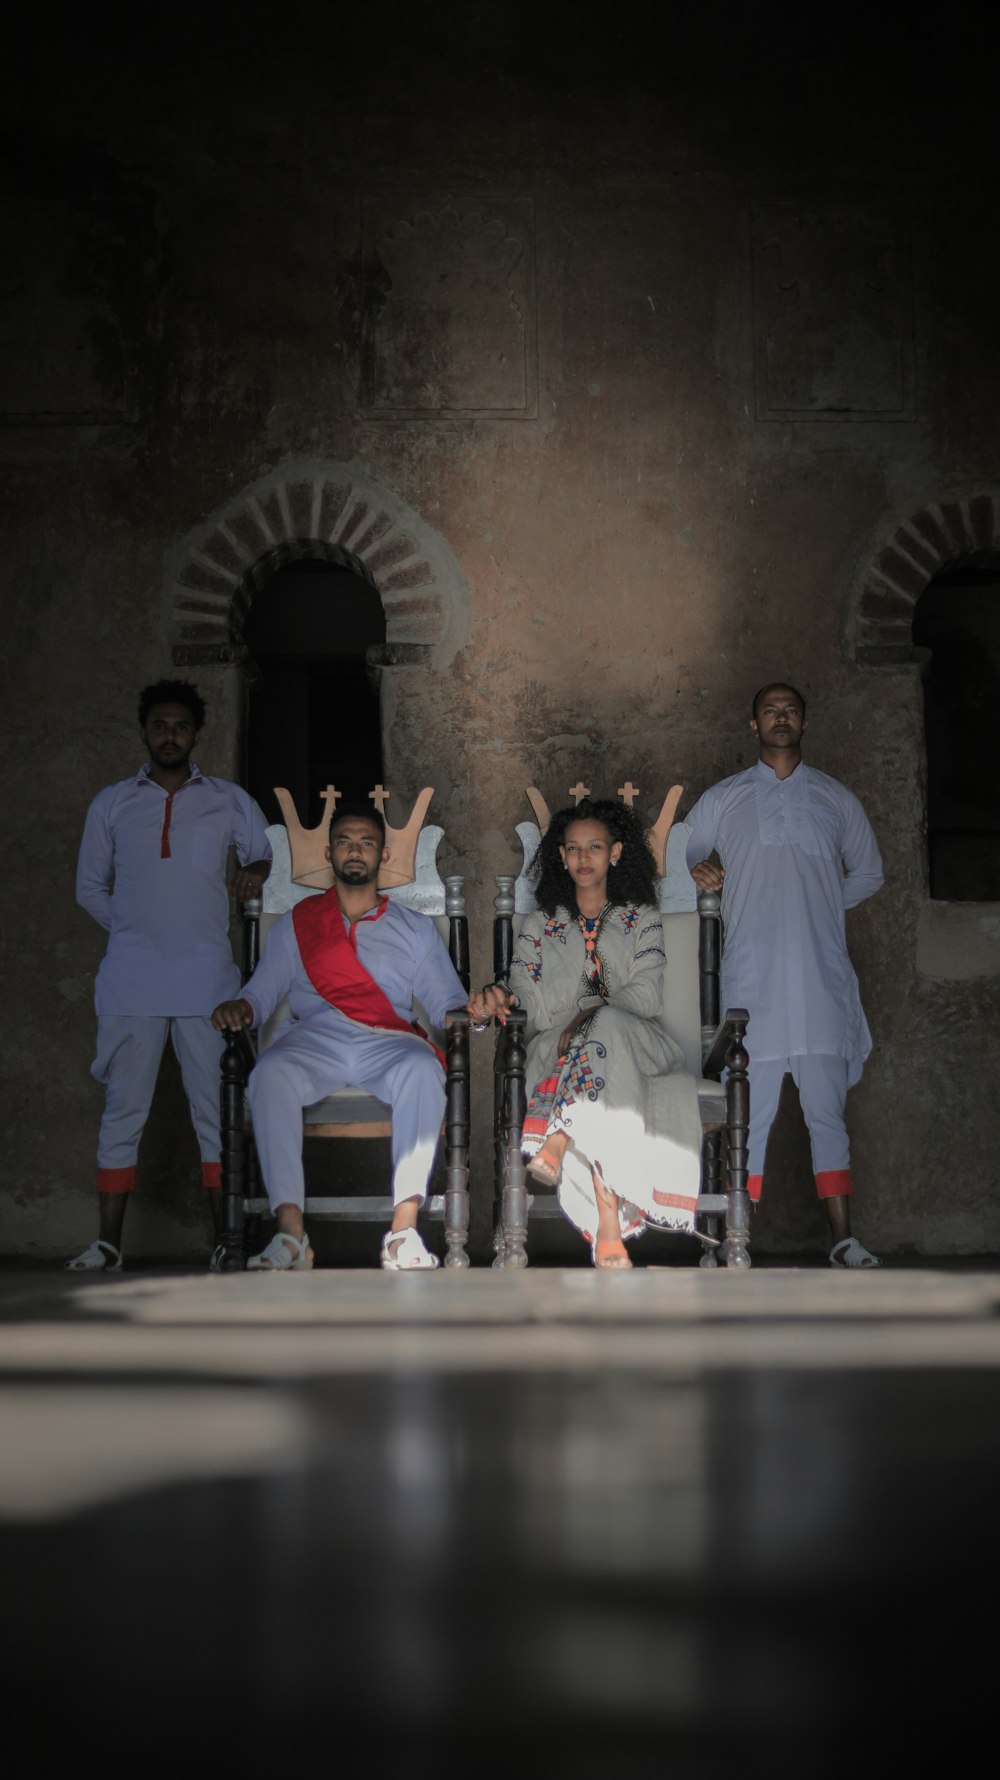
top-left (721, 1021), bottom-right (751, 1269)
top-left (216, 1035), bottom-right (248, 1273)
top-left (444, 1016), bottom-right (471, 1268)
top-left (501, 1011), bottom-right (529, 1269)
top-left (700, 1130), bottom-right (722, 1268)
top-left (493, 1037), bottom-right (512, 1268)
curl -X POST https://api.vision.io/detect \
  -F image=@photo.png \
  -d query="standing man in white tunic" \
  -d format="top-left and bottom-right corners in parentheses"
top-left (70, 680), bottom-right (272, 1271)
top-left (685, 683), bottom-right (884, 1268)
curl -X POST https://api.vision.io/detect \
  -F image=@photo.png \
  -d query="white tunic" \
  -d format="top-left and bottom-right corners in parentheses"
top-left (685, 761), bottom-right (883, 1080)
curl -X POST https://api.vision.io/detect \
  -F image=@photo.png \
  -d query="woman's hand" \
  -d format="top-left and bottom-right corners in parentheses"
top-left (557, 1009), bottom-right (590, 1054)
top-left (466, 984), bottom-right (517, 1024)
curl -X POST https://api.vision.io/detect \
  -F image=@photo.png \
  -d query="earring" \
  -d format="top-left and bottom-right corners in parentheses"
top-left (611, 857), bottom-right (618, 868)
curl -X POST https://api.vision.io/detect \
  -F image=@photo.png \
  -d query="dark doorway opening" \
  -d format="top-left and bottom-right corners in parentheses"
top-left (912, 551), bottom-right (1000, 900)
top-left (244, 558), bottom-right (386, 828)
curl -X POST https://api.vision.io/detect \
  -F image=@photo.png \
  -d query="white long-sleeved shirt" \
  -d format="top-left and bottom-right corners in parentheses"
top-left (76, 764), bottom-right (271, 1016)
top-left (685, 760), bottom-right (883, 1074)
top-left (242, 897), bottom-right (466, 1036)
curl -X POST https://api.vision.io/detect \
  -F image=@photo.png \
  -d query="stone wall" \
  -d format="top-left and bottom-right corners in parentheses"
top-left (3, 8), bottom-right (999, 1258)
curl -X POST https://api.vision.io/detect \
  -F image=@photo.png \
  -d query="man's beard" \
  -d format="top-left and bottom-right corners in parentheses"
top-left (332, 858), bottom-right (380, 886)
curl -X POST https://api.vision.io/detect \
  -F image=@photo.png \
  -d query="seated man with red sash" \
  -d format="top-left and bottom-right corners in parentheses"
top-left (212, 803), bottom-right (473, 1271)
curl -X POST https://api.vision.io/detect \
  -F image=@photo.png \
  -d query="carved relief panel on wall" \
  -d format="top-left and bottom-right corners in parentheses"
top-left (361, 197), bottom-right (537, 419)
top-left (752, 202), bottom-right (915, 422)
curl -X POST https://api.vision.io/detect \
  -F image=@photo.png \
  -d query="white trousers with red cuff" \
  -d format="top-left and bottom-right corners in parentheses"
top-left (246, 1021), bottom-right (446, 1213)
top-left (747, 1053), bottom-right (854, 1203)
top-left (92, 1014), bottom-right (224, 1193)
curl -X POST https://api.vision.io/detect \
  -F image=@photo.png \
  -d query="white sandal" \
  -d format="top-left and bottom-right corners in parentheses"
top-left (247, 1231), bottom-right (313, 1271)
top-left (65, 1239), bottom-right (122, 1272)
top-left (830, 1236), bottom-right (882, 1269)
top-left (381, 1227), bottom-right (439, 1272)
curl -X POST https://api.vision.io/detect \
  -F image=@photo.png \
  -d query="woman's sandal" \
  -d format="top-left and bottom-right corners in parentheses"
top-left (381, 1227), bottom-right (439, 1271)
top-left (247, 1231), bottom-right (313, 1271)
top-left (65, 1238), bottom-right (122, 1273)
top-left (591, 1235), bottom-right (633, 1270)
top-left (590, 1171), bottom-right (632, 1268)
top-left (526, 1147), bottom-right (563, 1188)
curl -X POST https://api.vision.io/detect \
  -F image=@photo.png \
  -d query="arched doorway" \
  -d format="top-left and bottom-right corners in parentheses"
top-left (912, 551), bottom-right (1000, 900)
top-left (844, 487), bottom-right (1000, 909)
top-left (244, 555), bottom-right (387, 827)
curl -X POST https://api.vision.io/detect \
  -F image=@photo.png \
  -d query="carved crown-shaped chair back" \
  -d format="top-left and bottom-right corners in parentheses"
top-left (273, 784), bottom-right (435, 890)
top-left (524, 780), bottom-right (683, 876)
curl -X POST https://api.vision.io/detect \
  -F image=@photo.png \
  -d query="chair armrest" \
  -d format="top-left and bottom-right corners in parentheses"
top-left (702, 1007), bottom-right (749, 1080)
top-left (239, 897), bottom-right (262, 980)
top-left (224, 1026), bottom-right (258, 1078)
top-left (493, 1006), bottom-right (527, 1074)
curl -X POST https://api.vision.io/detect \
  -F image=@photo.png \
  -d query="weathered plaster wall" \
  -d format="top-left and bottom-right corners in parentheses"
top-left (3, 7), bottom-right (999, 1258)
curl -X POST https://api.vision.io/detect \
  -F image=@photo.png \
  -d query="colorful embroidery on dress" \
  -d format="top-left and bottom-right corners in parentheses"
top-left (543, 917), bottom-right (569, 943)
top-left (522, 1033), bottom-right (607, 1146)
top-left (617, 906), bottom-right (640, 934)
top-left (634, 943), bottom-right (665, 963)
top-left (512, 933), bottom-right (544, 984)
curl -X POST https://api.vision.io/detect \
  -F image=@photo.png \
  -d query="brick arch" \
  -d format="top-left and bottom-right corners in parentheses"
top-left (846, 487), bottom-right (1000, 667)
top-left (166, 459), bottom-right (470, 671)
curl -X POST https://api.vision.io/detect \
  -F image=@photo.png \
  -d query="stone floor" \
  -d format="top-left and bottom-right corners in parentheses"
top-left (3, 1261), bottom-right (998, 1773)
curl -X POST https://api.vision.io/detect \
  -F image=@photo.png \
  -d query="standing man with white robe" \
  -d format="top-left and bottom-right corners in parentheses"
top-left (685, 683), bottom-right (884, 1267)
top-left (212, 804), bottom-right (474, 1272)
top-left (70, 679), bottom-right (272, 1270)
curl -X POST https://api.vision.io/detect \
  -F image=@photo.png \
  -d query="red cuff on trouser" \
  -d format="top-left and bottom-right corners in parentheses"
top-left (201, 1162), bottom-right (221, 1191)
top-left (97, 1166), bottom-right (137, 1194)
top-left (748, 1173), bottom-right (763, 1203)
top-left (815, 1169), bottom-right (853, 1200)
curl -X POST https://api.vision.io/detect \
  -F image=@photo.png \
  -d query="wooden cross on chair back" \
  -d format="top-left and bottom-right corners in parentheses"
top-left (491, 778), bottom-right (750, 1271)
top-left (215, 783), bottom-right (472, 1272)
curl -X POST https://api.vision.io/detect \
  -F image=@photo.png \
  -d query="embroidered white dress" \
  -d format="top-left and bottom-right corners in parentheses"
top-left (512, 904), bottom-right (702, 1243)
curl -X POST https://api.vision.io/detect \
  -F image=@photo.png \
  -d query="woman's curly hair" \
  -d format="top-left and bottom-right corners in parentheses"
top-left (530, 798), bottom-right (660, 917)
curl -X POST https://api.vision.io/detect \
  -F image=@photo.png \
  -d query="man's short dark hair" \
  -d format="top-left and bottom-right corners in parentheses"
top-left (138, 680), bottom-right (206, 731)
top-left (328, 800), bottom-right (386, 846)
top-left (752, 682), bottom-right (806, 722)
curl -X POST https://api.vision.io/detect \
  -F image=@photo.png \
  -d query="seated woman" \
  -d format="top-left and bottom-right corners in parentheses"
top-left (470, 799), bottom-right (702, 1268)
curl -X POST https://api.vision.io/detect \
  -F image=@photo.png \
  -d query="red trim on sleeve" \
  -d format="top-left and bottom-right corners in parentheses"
top-left (98, 1166), bottom-right (137, 1195)
top-left (748, 1172), bottom-right (763, 1203)
top-left (201, 1162), bottom-right (221, 1191)
top-left (815, 1169), bottom-right (853, 1200)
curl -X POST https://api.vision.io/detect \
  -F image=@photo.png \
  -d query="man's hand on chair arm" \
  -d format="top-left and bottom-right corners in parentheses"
top-left (689, 859), bottom-right (725, 892)
top-left (212, 998), bottom-right (256, 1031)
top-left (231, 859), bottom-right (271, 901)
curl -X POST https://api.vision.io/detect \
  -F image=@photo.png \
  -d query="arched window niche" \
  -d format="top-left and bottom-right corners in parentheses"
top-left (845, 488), bottom-right (1000, 981)
top-left (243, 552), bottom-right (386, 827)
top-left (912, 552), bottom-right (1000, 903)
top-left (165, 457), bottom-right (472, 817)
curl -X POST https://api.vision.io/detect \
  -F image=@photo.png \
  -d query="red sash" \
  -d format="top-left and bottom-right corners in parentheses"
top-left (292, 890), bottom-right (444, 1065)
